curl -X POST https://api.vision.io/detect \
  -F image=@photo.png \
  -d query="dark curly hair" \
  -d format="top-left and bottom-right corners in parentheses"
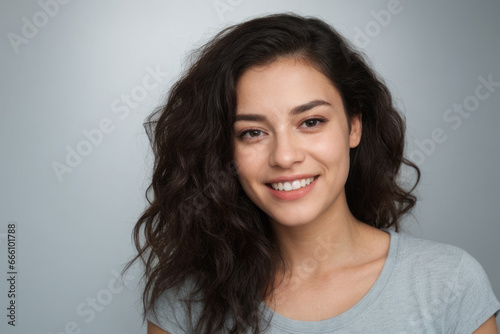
top-left (124, 12), bottom-right (420, 334)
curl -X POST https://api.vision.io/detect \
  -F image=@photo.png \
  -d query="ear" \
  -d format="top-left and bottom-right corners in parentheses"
top-left (349, 114), bottom-right (362, 148)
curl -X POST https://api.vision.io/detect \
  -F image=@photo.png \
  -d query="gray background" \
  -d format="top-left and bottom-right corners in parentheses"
top-left (1, 0), bottom-right (499, 333)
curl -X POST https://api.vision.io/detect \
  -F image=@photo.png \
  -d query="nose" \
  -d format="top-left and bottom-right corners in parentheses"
top-left (268, 131), bottom-right (305, 168)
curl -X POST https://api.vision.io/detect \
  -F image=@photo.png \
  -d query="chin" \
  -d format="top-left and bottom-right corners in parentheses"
top-left (267, 210), bottom-right (321, 228)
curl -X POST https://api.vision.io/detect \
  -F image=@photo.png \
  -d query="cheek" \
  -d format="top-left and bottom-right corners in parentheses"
top-left (311, 130), bottom-right (350, 164)
top-left (233, 146), bottom-right (260, 185)
top-left (234, 159), bottom-right (264, 206)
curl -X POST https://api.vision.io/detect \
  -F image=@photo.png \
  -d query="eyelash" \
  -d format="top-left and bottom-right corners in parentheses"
top-left (299, 118), bottom-right (326, 128)
top-left (238, 117), bottom-right (327, 139)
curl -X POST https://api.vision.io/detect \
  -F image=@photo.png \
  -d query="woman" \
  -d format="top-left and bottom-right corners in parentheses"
top-left (126, 13), bottom-right (500, 333)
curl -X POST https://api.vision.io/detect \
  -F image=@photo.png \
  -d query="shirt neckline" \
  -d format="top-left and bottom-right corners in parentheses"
top-left (258, 228), bottom-right (401, 333)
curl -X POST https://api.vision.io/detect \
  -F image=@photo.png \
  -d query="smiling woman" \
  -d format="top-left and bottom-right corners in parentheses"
top-left (125, 13), bottom-right (500, 334)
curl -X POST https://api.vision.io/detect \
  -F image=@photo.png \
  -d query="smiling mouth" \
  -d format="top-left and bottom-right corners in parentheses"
top-left (268, 176), bottom-right (318, 191)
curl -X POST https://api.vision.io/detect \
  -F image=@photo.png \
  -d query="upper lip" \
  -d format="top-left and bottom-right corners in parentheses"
top-left (266, 174), bottom-right (318, 184)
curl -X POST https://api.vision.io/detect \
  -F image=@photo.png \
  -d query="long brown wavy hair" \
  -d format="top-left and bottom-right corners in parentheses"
top-left (124, 13), bottom-right (420, 334)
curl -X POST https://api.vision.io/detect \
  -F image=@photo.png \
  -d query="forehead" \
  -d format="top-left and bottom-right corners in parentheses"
top-left (235, 58), bottom-right (342, 114)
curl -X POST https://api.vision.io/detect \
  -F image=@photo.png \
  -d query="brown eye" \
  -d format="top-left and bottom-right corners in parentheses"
top-left (241, 129), bottom-right (263, 138)
top-left (300, 118), bottom-right (326, 128)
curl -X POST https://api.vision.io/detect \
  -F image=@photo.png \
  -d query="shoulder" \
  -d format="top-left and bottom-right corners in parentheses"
top-left (388, 230), bottom-right (500, 332)
top-left (392, 230), bottom-right (491, 290)
top-left (396, 230), bottom-right (464, 259)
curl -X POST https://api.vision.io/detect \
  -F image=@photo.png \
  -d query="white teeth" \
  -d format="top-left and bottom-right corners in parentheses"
top-left (271, 177), bottom-right (315, 191)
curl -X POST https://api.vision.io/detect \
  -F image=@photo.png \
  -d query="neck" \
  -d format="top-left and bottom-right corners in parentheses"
top-left (269, 195), bottom-right (371, 279)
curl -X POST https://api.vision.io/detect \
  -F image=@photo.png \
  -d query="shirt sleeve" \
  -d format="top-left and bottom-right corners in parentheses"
top-left (444, 250), bottom-right (500, 333)
top-left (145, 279), bottom-right (203, 334)
top-left (145, 289), bottom-right (188, 334)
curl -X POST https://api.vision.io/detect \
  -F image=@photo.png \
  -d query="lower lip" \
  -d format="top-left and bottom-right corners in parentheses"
top-left (267, 177), bottom-right (318, 201)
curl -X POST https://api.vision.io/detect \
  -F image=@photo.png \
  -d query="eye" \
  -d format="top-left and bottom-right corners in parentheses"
top-left (300, 118), bottom-right (326, 128)
top-left (240, 129), bottom-right (264, 139)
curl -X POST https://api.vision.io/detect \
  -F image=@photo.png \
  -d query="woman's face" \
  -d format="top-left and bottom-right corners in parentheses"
top-left (232, 57), bottom-right (361, 227)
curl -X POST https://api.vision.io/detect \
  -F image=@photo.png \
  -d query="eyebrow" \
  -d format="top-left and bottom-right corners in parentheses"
top-left (234, 99), bottom-right (331, 123)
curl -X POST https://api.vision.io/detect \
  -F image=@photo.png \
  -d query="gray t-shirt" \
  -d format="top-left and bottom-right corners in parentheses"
top-left (147, 229), bottom-right (500, 333)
